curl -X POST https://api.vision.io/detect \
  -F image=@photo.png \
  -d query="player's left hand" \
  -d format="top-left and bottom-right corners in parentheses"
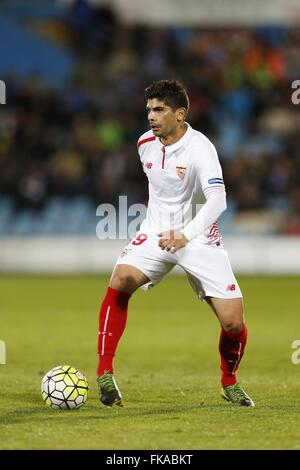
top-left (158, 230), bottom-right (189, 253)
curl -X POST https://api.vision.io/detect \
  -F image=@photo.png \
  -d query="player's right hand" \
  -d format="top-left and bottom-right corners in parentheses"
top-left (157, 230), bottom-right (189, 253)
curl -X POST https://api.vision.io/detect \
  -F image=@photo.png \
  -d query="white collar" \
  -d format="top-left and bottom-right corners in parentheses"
top-left (160, 123), bottom-right (192, 154)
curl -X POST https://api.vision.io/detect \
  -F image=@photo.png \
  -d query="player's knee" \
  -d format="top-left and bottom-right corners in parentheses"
top-left (110, 271), bottom-right (137, 293)
top-left (222, 320), bottom-right (244, 333)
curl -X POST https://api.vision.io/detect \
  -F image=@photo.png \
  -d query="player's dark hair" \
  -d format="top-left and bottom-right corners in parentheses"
top-left (145, 79), bottom-right (189, 111)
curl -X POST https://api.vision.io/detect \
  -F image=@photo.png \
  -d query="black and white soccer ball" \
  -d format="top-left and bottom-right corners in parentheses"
top-left (41, 365), bottom-right (89, 410)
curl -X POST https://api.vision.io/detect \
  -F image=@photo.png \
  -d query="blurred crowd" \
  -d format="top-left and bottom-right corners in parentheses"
top-left (0, 0), bottom-right (300, 235)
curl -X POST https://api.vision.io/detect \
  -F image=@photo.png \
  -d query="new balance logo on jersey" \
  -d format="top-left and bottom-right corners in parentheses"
top-left (145, 162), bottom-right (153, 169)
top-left (227, 284), bottom-right (236, 291)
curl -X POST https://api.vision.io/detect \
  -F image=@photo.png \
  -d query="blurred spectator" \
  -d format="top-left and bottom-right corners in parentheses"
top-left (48, 145), bottom-right (89, 196)
top-left (16, 165), bottom-right (47, 210)
top-left (0, 6), bottom-right (300, 236)
top-left (283, 188), bottom-right (300, 236)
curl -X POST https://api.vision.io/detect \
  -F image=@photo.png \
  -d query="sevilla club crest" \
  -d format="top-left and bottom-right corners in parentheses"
top-left (176, 166), bottom-right (186, 180)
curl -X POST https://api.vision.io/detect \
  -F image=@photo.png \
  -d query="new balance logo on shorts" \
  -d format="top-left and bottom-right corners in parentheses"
top-left (227, 284), bottom-right (236, 291)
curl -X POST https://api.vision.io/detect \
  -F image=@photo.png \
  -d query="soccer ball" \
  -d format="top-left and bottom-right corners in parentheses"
top-left (41, 365), bottom-right (89, 410)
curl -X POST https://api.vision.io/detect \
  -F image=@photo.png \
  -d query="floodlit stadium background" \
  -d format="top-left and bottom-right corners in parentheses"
top-left (1, 0), bottom-right (300, 452)
top-left (0, 0), bottom-right (300, 273)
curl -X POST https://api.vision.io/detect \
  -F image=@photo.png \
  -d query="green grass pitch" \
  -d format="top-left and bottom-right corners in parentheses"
top-left (0, 274), bottom-right (300, 450)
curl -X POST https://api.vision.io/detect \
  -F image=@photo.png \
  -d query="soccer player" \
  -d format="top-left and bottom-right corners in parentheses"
top-left (96, 79), bottom-right (255, 408)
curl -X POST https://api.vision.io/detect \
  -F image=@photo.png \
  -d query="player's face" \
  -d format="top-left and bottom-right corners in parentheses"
top-left (146, 99), bottom-right (185, 138)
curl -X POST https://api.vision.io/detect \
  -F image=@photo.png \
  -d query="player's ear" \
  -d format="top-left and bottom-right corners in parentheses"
top-left (176, 107), bottom-right (187, 122)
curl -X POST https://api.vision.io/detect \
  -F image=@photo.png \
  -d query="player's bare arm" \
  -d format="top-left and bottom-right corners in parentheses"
top-left (158, 230), bottom-right (189, 253)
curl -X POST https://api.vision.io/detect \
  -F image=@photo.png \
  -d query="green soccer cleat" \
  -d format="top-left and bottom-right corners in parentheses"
top-left (97, 373), bottom-right (123, 407)
top-left (221, 382), bottom-right (255, 407)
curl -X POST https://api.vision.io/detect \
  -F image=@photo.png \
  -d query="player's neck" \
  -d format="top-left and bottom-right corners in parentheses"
top-left (159, 122), bottom-right (187, 146)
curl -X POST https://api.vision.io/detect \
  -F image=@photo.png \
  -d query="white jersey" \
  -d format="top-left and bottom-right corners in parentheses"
top-left (137, 123), bottom-right (226, 245)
